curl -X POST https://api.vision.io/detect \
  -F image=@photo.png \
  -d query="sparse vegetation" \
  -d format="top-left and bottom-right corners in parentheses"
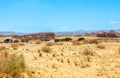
top-left (72, 41), bottom-right (80, 45)
top-left (77, 37), bottom-right (85, 41)
top-left (64, 37), bottom-right (72, 41)
top-left (0, 48), bottom-right (26, 78)
top-left (97, 44), bottom-right (105, 49)
top-left (46, 42), bottom-right (55, 46)
top-left (35, 40), bottom-right (41, 44)
top-left (14, 40), bottom-right (19, 43)
top-left (55, 37), bottom-right (72, 42)
top-left (21, 39), bottom-right (29, 42)
top-left (0, 36), bottom-right (119, 78)
top-left (83, 39), bottom-right (99, 44)
top-left (11, 43), bottom-right (19, 50)
top-left (41, 46), bottom-right (52, 53)
top-left (82, 48), bottom-right (94, 56)
top-left (80, 63), bottom-right (90, 68)
top-left (39, 53), bottom-right (42, 57)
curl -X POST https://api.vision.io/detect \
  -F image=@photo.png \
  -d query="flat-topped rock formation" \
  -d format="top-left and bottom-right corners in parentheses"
top-left (13, 32), bottom-right (55, 41)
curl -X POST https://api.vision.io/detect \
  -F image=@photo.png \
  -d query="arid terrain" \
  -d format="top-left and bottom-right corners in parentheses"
top-left (0, 36), bottom-right (120, 78)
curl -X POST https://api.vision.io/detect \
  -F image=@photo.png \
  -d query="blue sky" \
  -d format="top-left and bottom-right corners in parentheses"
top-left (0, 0), bottom-right (120, 33)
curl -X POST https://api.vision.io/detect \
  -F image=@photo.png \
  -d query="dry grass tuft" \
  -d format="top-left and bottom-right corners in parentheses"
top-left (80, 62), bottom-right (90, 68)
top-left (35, 40), bottom-right (41, 44)
top-left (11, 43), bottom-right (25, 50)
top-left (97, 44), bottom-right (105, 49)
top-left (0, 48), bottom-right (26, 78)
top-left (81, 48), bottom-right (94, 56)
top-left (41, 46), bottom-right (52, 53)
top-left (46, 42), bottom-right (55, 46)
top-left (18, 43), bottom-right (25, 46)
top-left (72, 41), bottom-right (81, 45)
top-left (83, 39), bottom-right (99, 44)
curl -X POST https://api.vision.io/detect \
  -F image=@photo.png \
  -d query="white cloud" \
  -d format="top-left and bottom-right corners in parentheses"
top-left (109, 21), bottom-right (118, 24)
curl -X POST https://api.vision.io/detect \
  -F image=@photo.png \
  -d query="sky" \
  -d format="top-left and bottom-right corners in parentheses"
top-left (0, 0), bottom-right (120, 33)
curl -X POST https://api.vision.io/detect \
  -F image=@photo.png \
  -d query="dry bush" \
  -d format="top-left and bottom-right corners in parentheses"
top-left (97, 44), bottom-right (105, 49)
top-left (11, 43), bottom-right (25, 50)
top-left (41, 46), bottom-right (52, 53)
top-left (67, 58), bottom-right (70, 63)
top-left (77, 37), bottom-right (85, 41)
top-left (46, 42), bottom-right (55, 46)
top-left (83, 39), bottom-right (99, 44)
top-left (11, 43), bottom-right (19, 50)
top-left (18, 43), bottom-right (25, 46)
top-left (37, 49), bottom-right (41, 53)
top-left (11, 43), bottom-right (19, 48)
top-left (52, 53), bottom-right (56, 57)
top-left (57, 42), bottom-right (63, 45)
top-left (80, 63), bottom-right (90, 68)
top-left (39, 53), bottom-right (42, 57)
top-left (0, 46), bottom-right (8, 59)
top-left (72, 41), bottom-right (81, 45)
top-left (0, 49), bottom-right (26, 78)
top-left (35, 40), bottom-right (41, 44)
top-left (81, 48), bottom-right (94, 56)
top-left (14, 40), bottom-right (19, 43)
top-left (74, 61), bottom-right (80, 66)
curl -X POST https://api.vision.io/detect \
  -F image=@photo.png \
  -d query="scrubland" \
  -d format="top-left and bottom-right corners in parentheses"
top-left (0, 37), bottom-right (120, 78)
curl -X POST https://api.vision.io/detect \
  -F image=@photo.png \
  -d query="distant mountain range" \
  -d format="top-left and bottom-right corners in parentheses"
top-left (0, 29), bottom-right (120, 36)
top-left (55, 29), bottom-right (120, 36)
top-left (0, 32), bottom-right (25, 36)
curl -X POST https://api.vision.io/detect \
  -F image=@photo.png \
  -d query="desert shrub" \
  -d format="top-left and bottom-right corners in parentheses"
top-left (35, 40), bottom-right (41, 44)
top-left (55, 39), bottom-right (64, 42)
top-left (82, 48), bottom-right (94, 56)
top-left (55, 37), bottom-right (72, 42)
top-left (78, 37), bottom-right (85, 41)
top-left (88, 39), bottom-right (99, 44)
top-left (61, 59), bottom-right (64, 63)
top-left (21, 39), bottom-right (29, 42)
top-left (39, 53), bottom-right (42, 57)
top-left (11, 43), bottom-right (19, 48)
top-left (46, 42), bottom-right (55, 46)
top-left (74, 61), bottom-right (80, 66)
top-left (67, 59), bottom-right (70, 63)
top-left (21, 39), bottom-right (25, 42)
top-left (14, 40), bottom-right (19, 43)
top-left (41, 46), bottom-right (52, 53)
top-left (58, 42), bottom-right (63, 45)
top-left (80, 63), bottom-right (90, 68)
top-left (55, 39), bottom-right (60, 42)
top-left (72, 41), bottom-right (80, 45)
top-left (11, 43), bottom-right (24, 50)
top-left (38, 49), bottom-right (40, 53)
top-left (18, 43), bottom-right (25, 46)
top-left (64, 37), bottom-right (72, 41)
top-left (83, 39), bottom-right (99, 44)
top-left (0, 46), bottom-right (8, 59)
top-left (0, 49), bottom-right (26, 78)
top-left (52, 54), bottom-right (56, 57)
top-left (97, 44), bottom-right (105, 49)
